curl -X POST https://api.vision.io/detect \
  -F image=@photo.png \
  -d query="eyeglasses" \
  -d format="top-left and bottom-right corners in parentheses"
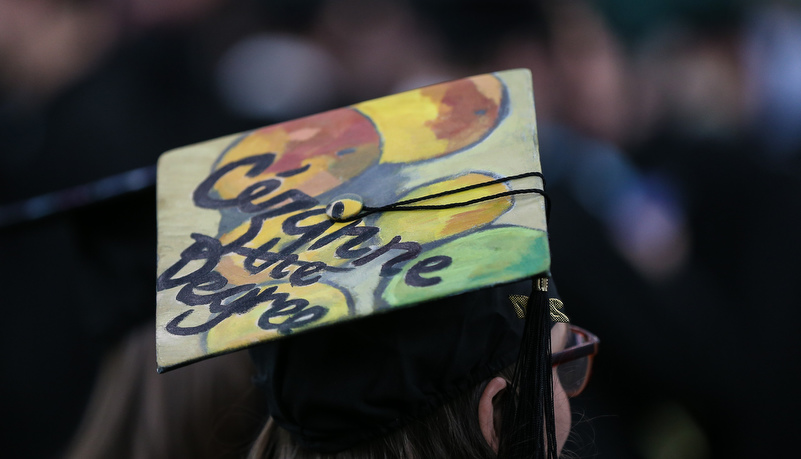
top-left (551, 325), bottom-right (599, 397)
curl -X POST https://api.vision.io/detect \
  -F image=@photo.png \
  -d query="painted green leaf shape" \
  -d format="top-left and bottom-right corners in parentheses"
top-left (382, 226), bottom-right (550, 307)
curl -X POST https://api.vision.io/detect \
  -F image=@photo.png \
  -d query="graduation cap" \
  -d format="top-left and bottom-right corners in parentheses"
top-left (156, 69), bottom-right (563, 457)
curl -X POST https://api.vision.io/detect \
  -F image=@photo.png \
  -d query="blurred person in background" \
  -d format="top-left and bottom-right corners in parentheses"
top-left (65, 323), bottom-right (264, 459)
top-left (595, 0), bottom-right (801, 457)
top-left (0, 0), bottom-right (268, 457)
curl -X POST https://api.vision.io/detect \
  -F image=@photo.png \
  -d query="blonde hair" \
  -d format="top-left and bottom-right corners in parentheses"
top-left (65, 323), bottom-right (265, 459)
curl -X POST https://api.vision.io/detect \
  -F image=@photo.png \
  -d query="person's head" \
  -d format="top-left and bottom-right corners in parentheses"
top-left (246, 318), bottom-right (594, 459)
top-left (154, 69), bottom-right (598, 459)
top-left (241, 278), bottom-right (598, 459)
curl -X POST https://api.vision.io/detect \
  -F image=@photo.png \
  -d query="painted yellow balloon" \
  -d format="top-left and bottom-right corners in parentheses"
top-left (206, 281), bottom-right (351, 353)
top-left (373, 173), bottom-right (512, 244)
top-left (354, 74), bottom-right (505, 163)
top-left (215, 208), bottom-right (375, 288)
top-left (210, 108), bottom-right (381, 201)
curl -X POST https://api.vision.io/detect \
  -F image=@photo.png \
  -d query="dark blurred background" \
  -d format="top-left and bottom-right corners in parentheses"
top-left (2, 0), bottom-right (799, 457)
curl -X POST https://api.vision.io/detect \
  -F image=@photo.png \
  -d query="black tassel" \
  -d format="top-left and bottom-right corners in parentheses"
top-left (498, 276), bottom-right (557, 459)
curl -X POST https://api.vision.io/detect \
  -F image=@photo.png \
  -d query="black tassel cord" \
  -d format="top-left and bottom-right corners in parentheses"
top-left (498, 277), bottom-right (558, 459)
top-left (337, 171), bottom-right (550, 222)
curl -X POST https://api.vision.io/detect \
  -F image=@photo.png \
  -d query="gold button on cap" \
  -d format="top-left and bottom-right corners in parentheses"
top-left (326, 194), bottom-right (364, 221)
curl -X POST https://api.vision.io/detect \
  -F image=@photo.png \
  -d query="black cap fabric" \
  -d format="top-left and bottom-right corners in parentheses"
top-left (250, 280), bottom-right (530, 452)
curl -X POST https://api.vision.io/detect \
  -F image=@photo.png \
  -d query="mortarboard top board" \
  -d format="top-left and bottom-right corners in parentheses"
top-left (156, 68), bottom-right (550, 372)
top-left (155, 69), bottom-right (558, 455)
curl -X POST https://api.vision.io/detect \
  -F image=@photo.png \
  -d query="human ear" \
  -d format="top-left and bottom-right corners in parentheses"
top-left (478, 376), bottom-right (508, 452)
